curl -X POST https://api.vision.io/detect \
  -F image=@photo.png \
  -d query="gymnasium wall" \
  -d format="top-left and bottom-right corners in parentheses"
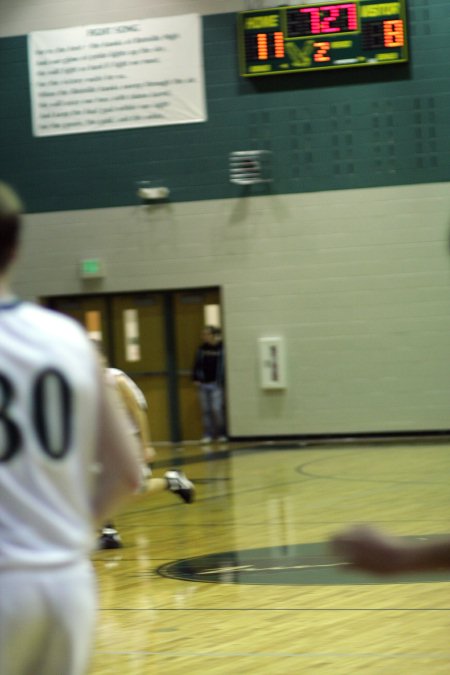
top-left (2, 0), bottom-right (450, 436)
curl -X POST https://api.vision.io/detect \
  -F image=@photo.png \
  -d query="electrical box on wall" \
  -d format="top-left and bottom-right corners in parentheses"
top-left (258, 337), bottom-right (287, 389)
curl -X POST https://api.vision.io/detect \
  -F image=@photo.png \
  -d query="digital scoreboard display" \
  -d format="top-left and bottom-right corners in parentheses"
top-left (238, 1), bottom-right (408, 76)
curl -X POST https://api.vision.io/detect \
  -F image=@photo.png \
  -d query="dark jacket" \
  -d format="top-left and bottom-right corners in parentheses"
top-left (192, 341), bottom-right (224, 385)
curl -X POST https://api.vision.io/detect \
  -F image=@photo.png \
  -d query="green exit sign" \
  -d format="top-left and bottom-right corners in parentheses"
top-left (80, 258), bottom-right (105, 279)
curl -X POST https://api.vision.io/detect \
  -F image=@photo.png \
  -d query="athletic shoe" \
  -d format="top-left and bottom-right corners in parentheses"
top-left (165, 470), bottom-right (195, 504)
top-left (218, 436), bottom-right (228, 442)
top-left (98, 528), bottom-right (123, 550)
top-left (200, 436), bottom-right (212, 444)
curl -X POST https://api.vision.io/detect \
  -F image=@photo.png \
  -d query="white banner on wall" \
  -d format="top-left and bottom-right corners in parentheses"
top-left (28, 14), bottom-right (207, 137)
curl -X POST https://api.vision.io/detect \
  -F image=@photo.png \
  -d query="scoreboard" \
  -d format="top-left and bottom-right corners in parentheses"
top-left (238, 1), bottom-right (408, 77)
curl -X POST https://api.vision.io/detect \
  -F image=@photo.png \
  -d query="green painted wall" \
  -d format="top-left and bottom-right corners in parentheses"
top-left (1, 3), bottom-right (450, 213)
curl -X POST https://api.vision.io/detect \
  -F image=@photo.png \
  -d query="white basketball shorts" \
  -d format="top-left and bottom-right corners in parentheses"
top-left (0, 560), bottom-right (97, 675)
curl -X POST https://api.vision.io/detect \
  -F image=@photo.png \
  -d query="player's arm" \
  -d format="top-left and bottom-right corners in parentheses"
top-left (91, 368), bottom-right (142, 525)
top-left (406, 538), bottom-right (450, 571)
top-left (331, 525), bottom-right (450, 574)
top-left (115, 374), bottom-right (156, 462)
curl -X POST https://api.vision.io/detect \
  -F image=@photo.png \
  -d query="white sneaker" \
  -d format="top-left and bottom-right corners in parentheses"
top-left (218, 436), bottom-right (228, 443)
top-left (201, 436), bottom-right (212, 444)
top-left (165, 470), bottom-right (195, 504)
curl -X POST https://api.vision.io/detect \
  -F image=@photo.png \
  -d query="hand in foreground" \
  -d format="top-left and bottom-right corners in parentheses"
top-left (330, 525), bottom-right (410, 575)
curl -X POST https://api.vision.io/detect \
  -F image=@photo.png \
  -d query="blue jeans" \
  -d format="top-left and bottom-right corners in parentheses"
top-left (198, 382), bottom-right (225, 438)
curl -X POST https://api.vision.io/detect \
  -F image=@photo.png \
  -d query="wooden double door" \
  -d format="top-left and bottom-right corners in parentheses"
top-left (46, 289), bottom-right (221, 443)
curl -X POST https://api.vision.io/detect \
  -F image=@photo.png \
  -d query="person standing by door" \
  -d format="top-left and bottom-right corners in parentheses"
top-left (0, 181), bottom-right (141, 675)
top-left (193, 326), bottom-right (227, 443)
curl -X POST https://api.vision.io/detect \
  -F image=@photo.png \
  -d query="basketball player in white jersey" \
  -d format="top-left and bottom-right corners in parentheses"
top-left (0, 181), bottom-right (142, 675)
top-left (98, 362), bottom-right (195, 549)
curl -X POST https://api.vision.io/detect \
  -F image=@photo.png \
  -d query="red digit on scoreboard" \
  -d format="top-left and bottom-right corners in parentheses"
top-left (274, 31), bottom-right (285, 58)
top-left (320, 6), bottom-right (343, 33)
top-left (383, 19), bottom-right (404, 47)
top-left (339, 3), bottom-right (358, 30)
top-left (257, 33), bottom-right (268, 59)
top-left (314, 42), bottom-right (331, 62)
top-left (300, 7), bottom-right (321, 34)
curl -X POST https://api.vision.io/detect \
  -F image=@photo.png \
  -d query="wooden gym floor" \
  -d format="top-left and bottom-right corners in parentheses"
top-left (90, 440), bottom-right (450, 674)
